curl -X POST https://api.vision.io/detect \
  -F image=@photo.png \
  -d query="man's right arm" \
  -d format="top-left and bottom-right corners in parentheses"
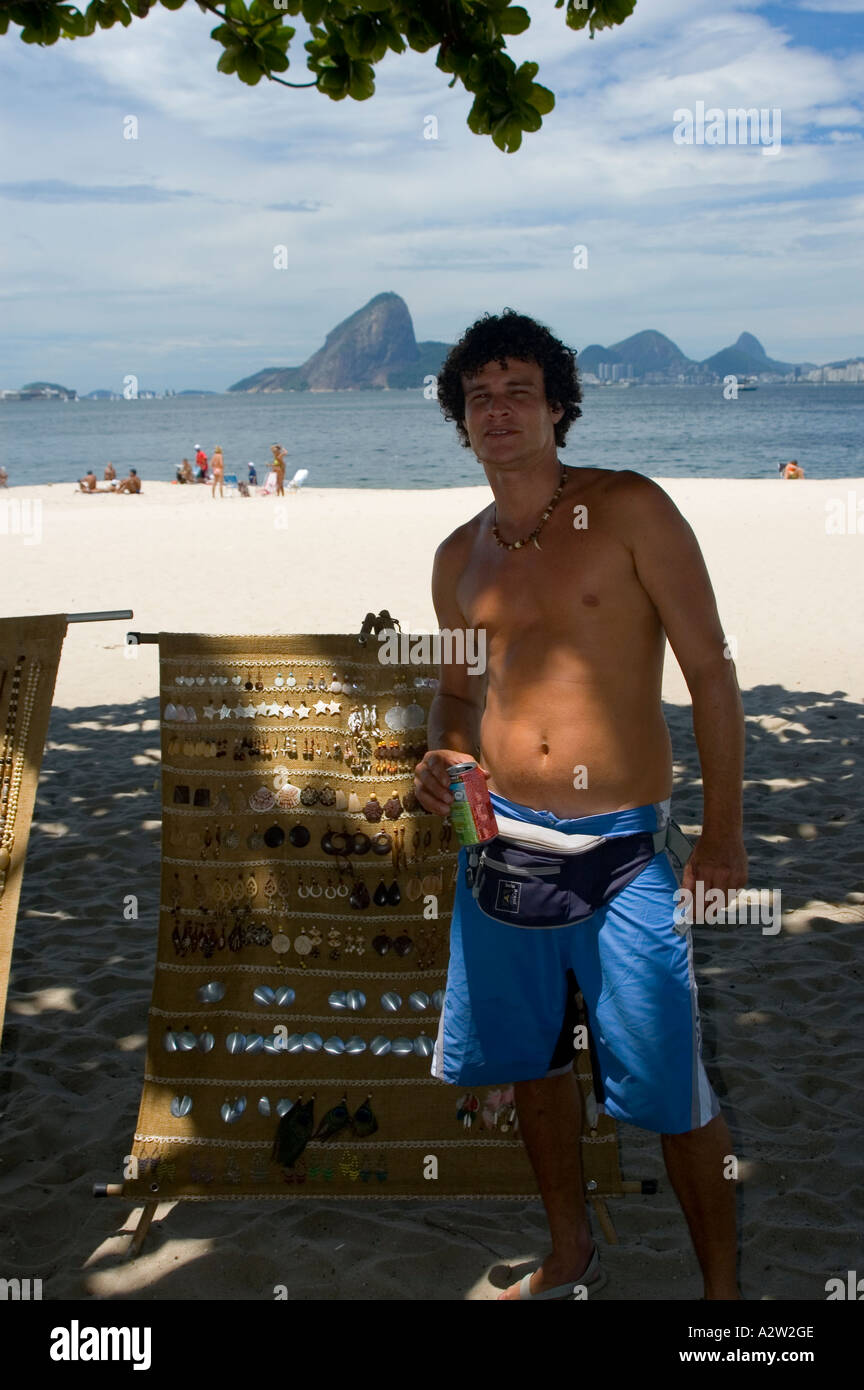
top-left (414, 527), bottom-right (487, 816)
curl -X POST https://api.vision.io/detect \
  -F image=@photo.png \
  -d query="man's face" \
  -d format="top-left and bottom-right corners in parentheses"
top-left (461, 357), bottom-right (564, 465)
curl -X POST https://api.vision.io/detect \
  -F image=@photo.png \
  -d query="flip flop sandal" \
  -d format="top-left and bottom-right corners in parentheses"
top-left (509, 1245), bottom-right (608, 1301)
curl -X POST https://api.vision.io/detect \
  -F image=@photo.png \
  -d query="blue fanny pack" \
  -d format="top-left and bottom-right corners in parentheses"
top-left (464, 818), bottom-right (688, 929)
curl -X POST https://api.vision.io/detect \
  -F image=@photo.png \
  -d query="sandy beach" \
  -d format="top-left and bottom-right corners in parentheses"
top-left (1, 477), bottom-right (862, 1301)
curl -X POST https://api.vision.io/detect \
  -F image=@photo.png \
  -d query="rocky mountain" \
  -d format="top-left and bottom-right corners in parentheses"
top-left (577, 342), bottom-right (623, 373)
top-left (578, 329), bottom-right (813, 379)
top-left (229, 292), bottom-right (448, 392)
top-left (579, 330), bottom-right (691, 375)
top-left (609, 330), bottom-right (690, 375)
top-left (702, 332), bottom-right (796, 377)
top-left (230, 303), bottom-right (836, 393)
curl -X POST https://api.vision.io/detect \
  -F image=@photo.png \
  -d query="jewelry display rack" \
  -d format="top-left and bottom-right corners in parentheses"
top-left (92, 612), bottom-right (654, 1260)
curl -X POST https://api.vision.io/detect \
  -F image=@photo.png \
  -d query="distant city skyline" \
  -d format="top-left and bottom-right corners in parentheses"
top-left (1, 0), bottom-right (863, 391)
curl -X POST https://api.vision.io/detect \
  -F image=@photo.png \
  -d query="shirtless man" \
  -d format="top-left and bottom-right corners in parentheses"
top-left (414, 310), bottom-right (746, 1302)
top-left (116, 468), bottom-right (141, 494)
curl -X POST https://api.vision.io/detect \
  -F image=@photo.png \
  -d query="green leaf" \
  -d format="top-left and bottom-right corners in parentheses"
top-left (467, 98), bottom-right (491, 135)
top-left (492, 118), bottom-right (522, 153)
top-left (565, 0), bottom-right (591, 31)
top-left (236, 50), bottom-right (263, 83)
top-left (528, 81), bottom-right (554, 115)
top-left (497, 5), bottom-right (530, 36)
top-left (301, 0), bottom-right (327, 23)
top-left (348, 59), bottom-right (374, 99)
top-left (342, 14), bottom-right (376, 58)
top-left (159, 0), bottom-right (186, 9)
top-left (595, 0), bottom-right (637, 25)
top-left (212, 24), bottom-right (243, 51)
top-left (260, 42), bottom-right (289, 72)
top-left (404, 18), bottom-right (436, 52)
top-left (515, 101), bottom-right (542, 133)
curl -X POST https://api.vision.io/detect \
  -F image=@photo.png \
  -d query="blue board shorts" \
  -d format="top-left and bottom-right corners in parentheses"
top-left (431, 791), bottom-right (722, 1135)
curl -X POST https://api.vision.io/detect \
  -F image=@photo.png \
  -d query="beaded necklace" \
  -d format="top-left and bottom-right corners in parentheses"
top-left (491, 465), bottom-right (568, 551)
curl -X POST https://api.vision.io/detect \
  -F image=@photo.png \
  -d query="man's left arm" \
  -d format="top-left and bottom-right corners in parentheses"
top-left (618, 475), bottom-right (748, 897)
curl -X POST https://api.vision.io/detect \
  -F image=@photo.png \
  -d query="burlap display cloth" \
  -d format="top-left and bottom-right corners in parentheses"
top-left (123, 634), bottom-right (623, 1201)
top-left (0, 614), bottom-right (67, 1044)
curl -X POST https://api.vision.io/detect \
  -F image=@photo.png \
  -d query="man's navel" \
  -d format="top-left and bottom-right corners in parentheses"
top-left (582, 593), bottom-right (600, 607)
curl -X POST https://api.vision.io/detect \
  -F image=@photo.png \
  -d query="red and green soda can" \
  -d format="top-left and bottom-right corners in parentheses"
top-left (447, 761), bottom-right (498, 845)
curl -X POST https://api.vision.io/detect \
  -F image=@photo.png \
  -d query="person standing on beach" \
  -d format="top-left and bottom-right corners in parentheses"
top-left (210, 447), bottom-right (225, 498)
top-left (0, 466), bottom-right (8, 487)
top-left (414, 309), bottom-right (746, 1302)
top-left (271, 444), bottom-right (286, 497)
top-left (104, 461), bottom-right (116, 483)
top-left (195, 445), bottom-right (208, 482)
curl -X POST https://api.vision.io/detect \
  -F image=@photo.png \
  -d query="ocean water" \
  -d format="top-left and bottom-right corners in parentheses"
top-left (0, 384), bottom-right (862, 487)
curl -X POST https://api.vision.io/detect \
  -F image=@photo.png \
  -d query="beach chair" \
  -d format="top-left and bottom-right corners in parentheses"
top-left (286, 468), bottom-right (309, 493)
top-left (222, 473), bottom-right (238, 496)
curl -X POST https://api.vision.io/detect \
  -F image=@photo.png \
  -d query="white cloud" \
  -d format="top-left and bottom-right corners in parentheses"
top-left (0, 0), bottom-right (861, 386)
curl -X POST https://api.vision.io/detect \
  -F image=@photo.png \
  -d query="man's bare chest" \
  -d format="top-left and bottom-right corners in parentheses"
top-left (456, 524), bottom-right (651, 640)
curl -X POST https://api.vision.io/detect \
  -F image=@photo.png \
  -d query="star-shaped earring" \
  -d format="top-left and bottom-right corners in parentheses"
top-left (203, 704), bottom-right (217, 720)
top-left (280, 704), bottom-right (294, 718)
top-left (314, 699), bottom-right (329, 715)
top-left (219, 703), bottom-right (231, 720)
top-left (296, 703), bottom-right (311, 719)
top-left (327, 700), bottom-right (342, 715)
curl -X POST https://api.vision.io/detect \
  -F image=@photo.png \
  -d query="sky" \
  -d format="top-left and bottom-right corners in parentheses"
top-left (1, 0), bottom-right (862, 393)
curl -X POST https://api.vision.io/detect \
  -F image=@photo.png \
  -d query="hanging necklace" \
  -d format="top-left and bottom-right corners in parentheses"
top-left (491, 465), bottom-right (568, 551)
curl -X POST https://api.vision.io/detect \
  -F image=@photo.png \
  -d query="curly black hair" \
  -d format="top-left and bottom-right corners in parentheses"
top-left (436, 308), bottom-right (582, 449)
